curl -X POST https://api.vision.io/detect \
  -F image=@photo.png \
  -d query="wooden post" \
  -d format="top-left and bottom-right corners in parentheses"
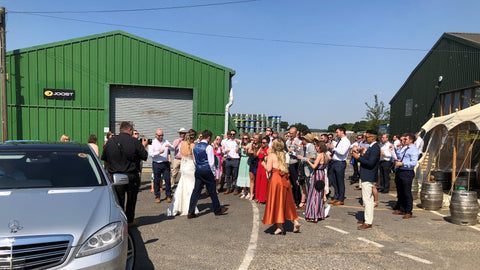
top-left (451, 127), bottom-right (458, 191)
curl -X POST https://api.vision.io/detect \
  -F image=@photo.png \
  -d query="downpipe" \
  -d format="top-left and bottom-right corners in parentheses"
top-left (225, 88), bottom-right (234, 135)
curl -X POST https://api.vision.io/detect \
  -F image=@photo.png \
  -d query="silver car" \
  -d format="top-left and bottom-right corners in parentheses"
top-left (0, 142), bottom-right (135, 269)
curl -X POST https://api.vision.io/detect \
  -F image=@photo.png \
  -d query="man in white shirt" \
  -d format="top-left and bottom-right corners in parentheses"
top-left (188, 130), bottom-right (228, 218)
top-left (415, 132), bottom-right (424, 159)
top-left (393, 135), bottom-right (401, 149)
top-left (379, 134), bottom-right (393, 193)
top-left (327, 127), bottom-right (351, 205)
top-left (222, 129), bottom-right (241, 194)
top-left (149, 129), bottom-right (175, 203)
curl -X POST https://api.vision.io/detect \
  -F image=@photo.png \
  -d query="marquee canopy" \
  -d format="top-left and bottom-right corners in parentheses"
top-left (421, 103), bottom-right (480, 132)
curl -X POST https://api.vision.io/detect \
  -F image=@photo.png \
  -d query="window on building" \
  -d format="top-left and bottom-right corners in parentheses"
top-left (453, 91), bottom-right (461, 111)
top-left (475, 87), bottom-right (480, 105)
top-left (405, 99), bottom-right (413, 116)
top-left (442, 93), bottom-right (451, 115)
top-left (462, 89), bottom-right (471, 109)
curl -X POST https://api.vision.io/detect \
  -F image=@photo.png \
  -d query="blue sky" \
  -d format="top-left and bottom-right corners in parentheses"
top-left (3, 0), bottom-right (480, 129)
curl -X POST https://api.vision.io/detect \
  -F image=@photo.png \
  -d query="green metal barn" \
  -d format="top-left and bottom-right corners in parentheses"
top-left (2, 30), bottom-right (235, 145)
top-left (389, 32), bottom-right (480, 136)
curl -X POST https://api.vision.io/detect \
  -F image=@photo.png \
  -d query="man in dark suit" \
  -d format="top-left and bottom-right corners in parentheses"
top-left (352, 130), bottom-right (380, 230)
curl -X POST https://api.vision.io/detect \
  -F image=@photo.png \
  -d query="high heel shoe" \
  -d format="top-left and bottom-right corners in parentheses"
top-left (293, 222), bottom-right (301, 233)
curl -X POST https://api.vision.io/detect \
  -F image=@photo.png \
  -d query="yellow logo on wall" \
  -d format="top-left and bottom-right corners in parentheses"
top-left (43, 88), bottom-right (75, 100)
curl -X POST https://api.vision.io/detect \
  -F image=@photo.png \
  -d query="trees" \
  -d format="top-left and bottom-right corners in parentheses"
top-left (289, 123), bottom-right (309, 132)
top-left (364, 94), bottom-right (390, 132)
top-left (280, 121), bottom-right (289, 130)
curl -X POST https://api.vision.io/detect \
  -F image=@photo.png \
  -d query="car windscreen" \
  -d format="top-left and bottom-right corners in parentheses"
top-left (0, 150), bottom-right (106, 189)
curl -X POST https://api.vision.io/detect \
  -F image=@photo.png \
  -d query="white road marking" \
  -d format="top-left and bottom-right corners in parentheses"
top-left (325, 225), bottom-right (349, 234)
top-left (238, 200), bottom-right (259, 270)
top-left (431, 211), bottom-right (480, 232)
top-left (394, 251), bottom-right (433, 264)
top-left (469, 225), bottom-right (480, 232)
top-left (357, 237), bottom-right (384, 248)
top-left (431, 211), bottom-right (446, 217)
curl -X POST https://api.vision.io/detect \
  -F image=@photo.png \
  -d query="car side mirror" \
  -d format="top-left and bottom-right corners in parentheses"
top-left (112, 174), bottom-right (129, 186)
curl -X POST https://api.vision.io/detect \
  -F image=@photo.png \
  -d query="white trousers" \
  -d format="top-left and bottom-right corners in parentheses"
top-left (361, 181), bottom-right (374, 225)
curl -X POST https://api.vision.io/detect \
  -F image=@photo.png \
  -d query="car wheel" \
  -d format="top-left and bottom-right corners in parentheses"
top-left (126, 230), bottom-right (136, 270)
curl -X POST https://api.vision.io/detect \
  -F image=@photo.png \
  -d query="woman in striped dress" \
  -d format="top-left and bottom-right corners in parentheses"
top-left (304, 140), bottom-right (330, 222)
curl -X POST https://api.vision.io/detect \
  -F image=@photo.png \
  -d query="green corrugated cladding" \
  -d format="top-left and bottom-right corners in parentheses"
top-left (389, 33), bottom-right (480, 136)
top-left (3, 30), bottom-right (235, 143)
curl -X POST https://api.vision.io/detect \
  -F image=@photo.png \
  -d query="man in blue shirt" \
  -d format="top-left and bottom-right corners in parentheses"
top-left (393, 133), bottom-right (419, 219)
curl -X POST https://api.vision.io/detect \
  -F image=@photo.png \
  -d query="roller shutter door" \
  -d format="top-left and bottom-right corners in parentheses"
top-left (110, 85), bottom-right (193, 166)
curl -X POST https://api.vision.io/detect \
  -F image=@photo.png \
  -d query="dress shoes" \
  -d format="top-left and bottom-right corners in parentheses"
top-left (354, 187), bottom-right (362, 190)
top-left (333, 201), bottom-right (344, 205)
top-left (155, 198), bottom-right (161, 203)
top-left (233, 190), bottom-right (239, 195)
top-left (328, 200), bottom-right (338, 205)
top-left (392, 210), bottom-right (405, 215)
top-left (357, 223), bottom-right (372, 230)
top-left (403, 214), bottom-right (414, 219)
top-left (187, 213), bottom-right (198, 219)
top-left (167, 197), bottom-right (172, 203)
top-left (215, 207), bottom-right (228, 216)
top-left (224, 190), bottom-right (231, 195)
top-left (357, 220), bottom-right (365, 224)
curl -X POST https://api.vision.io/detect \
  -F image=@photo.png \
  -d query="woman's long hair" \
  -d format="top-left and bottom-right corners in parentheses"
top-left (271, 139), bottom-right (288, 173)
top-left (185, 129), bottom-right (197, 145)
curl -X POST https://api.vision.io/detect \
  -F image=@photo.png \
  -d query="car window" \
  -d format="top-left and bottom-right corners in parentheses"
top-left (0, 150), bottom-right (106, 189)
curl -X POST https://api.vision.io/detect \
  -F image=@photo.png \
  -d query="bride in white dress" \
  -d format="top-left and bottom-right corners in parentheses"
top-left (167, 130), bottom-right (199, 216)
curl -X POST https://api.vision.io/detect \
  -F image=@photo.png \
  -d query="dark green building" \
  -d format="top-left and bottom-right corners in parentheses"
top-left (389, 33), bottom-right (480, 136)
top-left (2, 30), bottom-right (235, 144)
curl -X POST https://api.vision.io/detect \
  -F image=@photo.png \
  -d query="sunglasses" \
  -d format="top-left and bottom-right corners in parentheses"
top-left (262, 141), bottom-right (267, 144)
top-left (243, 137), bottom-right (248, 140)
top-left (156, 134), bottom-right (164, 137)
top-left (133, 133), bottom-right (139, 135)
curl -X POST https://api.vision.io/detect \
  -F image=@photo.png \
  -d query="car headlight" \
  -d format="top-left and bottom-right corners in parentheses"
top-left (76, 222), bottom-right (125, 258)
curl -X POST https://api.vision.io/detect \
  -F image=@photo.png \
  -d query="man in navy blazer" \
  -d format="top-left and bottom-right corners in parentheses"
top-left (352, 130), bottom-right (380, 230)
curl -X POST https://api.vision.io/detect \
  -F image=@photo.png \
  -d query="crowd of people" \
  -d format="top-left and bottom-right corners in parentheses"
top-left (72, 122), bottom-right (423, 232)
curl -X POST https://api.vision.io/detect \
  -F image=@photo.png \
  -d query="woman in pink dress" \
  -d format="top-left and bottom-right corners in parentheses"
top-left (255, 137), bottom-right (270, 204)
top-left (213, 135), bottom-right (224, 192)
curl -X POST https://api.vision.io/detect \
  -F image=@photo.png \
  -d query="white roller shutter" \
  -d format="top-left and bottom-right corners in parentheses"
top-left (110, 85), bottom-right (193, 166)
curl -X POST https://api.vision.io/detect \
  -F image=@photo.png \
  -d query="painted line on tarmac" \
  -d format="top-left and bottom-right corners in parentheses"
top-left (394, 251), bottom-right (433, 264)
top-left (468, 225), bottom-right (480, 232)
top-left (431, 211), bottom-right (447, 217)
top-left (357, 237), bottom-right (384, 248)
top-left (238, 200), bottom-right (259, 270)
top-left (431, 211), bottom-right (480, 232)
top-left (325, 225), bottom-right (349, 234)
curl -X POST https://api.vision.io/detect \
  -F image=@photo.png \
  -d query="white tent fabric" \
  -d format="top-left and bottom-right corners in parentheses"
top-left (421, 103), bottom-right (480, 132)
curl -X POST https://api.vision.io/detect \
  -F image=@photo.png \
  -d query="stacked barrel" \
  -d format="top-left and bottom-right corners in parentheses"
top-left (232, 113), bottom-right (282, 133)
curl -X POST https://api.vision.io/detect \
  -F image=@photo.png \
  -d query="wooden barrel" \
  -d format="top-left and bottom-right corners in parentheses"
top-left (420, 182), bottom-right (443, 210)
top-left (449, 191), bottom-right (479, 226)
top-left (431, 169), bottom-right (452, 190)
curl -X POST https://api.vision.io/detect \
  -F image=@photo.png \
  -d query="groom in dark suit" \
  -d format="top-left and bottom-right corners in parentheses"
top-left (188, 130), bottom-right (228, 219)
top-left (352, 130), bottom-right (380, 230)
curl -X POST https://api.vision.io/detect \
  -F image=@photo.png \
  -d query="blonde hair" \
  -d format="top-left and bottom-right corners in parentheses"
top-left (271, 139), bottom-right (288, 173)
top-left (60, 134), bottom-right (70, 142)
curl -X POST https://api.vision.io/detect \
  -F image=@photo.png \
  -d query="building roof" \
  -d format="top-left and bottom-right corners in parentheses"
top-left (7, 30), bottom-right (235, 75)
top-left (389, 32), bottom-right (480, 104)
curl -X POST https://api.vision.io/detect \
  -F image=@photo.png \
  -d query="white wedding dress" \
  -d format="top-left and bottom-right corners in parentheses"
top-left (166, 155), bottom-right (199, 216)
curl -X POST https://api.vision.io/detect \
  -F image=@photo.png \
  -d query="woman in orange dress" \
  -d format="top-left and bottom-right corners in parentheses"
top-left (255, 137), bottom-right (270, 204)
top-left (262, 139), bottom-right (301, 235)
